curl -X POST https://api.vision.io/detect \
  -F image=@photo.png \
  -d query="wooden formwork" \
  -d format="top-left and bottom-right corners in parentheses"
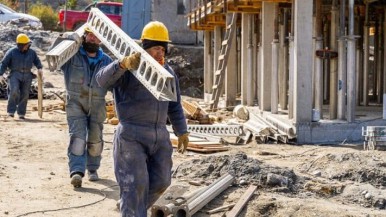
top-left (188, 0), bottom-right (225, 31)
top-left (187, 0), bottom-right (294, 30)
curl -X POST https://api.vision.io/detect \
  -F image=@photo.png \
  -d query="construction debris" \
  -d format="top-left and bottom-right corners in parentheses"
top-left (226, 185), bottom-right (257, 217)
top-left (170, 133), bottom-right (229, 153)
top-left (182, 99), bottom-right (213, 124)
top-left (151, 173), bottom-right (235, 217)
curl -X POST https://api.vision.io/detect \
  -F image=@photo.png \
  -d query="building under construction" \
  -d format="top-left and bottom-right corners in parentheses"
top-left (186, 0), bottom-right (386, 144)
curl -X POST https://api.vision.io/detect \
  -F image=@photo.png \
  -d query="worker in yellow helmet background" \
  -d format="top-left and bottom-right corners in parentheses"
top-left (0, 33), bottom-right (43, 119)
top-left (96, 21), bottom-right (189, 216)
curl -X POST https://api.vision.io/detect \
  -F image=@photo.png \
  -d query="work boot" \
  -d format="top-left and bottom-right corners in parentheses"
top-left (18, 115), bottom-right (25, 120)
top-left (88, 170), bottom-right (99, 181)
top-left (7, 113), bottom-right (14, 118)
top-left (71, 174), bottom-right (82, 188)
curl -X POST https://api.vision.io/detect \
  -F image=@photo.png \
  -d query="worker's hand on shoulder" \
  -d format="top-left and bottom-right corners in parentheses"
top-left (177, 132), bottom-right (189, 154)
top-left (119, 52), bottom-right (141, 71)
top-left (63, 31), bottom-right (82, 44)
top-left (0, 76), bottom-right (5, 85)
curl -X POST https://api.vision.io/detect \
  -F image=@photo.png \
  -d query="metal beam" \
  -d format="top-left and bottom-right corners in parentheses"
top-left (87, 8), bottom-right (177, 101)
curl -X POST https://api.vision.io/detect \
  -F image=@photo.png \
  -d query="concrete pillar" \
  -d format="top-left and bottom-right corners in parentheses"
top-left (330, 3), bottom-right (338, 119)
top-left (247, 14), bottom-right (254, 106)
top-left (288, 35), bottom-right (294, 119)
top-left (279, 9), bottom-right (289, 110)
top-left (272, 39), bottom-right (279, 114)
top-left (314, 0), bottom-right (323, 119)
top-left (203, 31), bottom-right (213, 102)
top-left (260, 2), bottom-right (276, 111)
top-left (225, 16), bottom-right (238, 108)
top-left (337, 38), bottom-right (347, 120)
top-left (293, 0), bottom-right (313, 122)
top-left (253, 14), bottom-right (258, 103)
top-left (356, 15), bottom-right (363, 106)
top-left (315, 37), bottom-right (324, 119)
top-left (377, 15), bottom-right (383, 104)
top-left (241, 13), bottom-right (249, 105)
top-left (323, 19), bottom-right (330, 102)
top-left (337, 0), bottom-right (347, 120)
top-left (347, 0), bottom-right (357, 122)
top-left (363, 4), bottom-right (370, 106)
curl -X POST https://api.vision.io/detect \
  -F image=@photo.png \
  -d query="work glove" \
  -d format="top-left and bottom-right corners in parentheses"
top-left (119, 52), bottom-right (141, 71)
top-left (38, 69), bottom-right (43, 76)
top-left (177, 132), bottom-right (189, 154)
top-left (0, 76), bottom-right (5, 85)
top-left (63, 31), bottom-right (82, 44)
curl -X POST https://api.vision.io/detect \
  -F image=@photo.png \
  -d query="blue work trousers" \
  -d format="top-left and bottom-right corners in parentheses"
top-left (66, 94), bottom-right (106, 176)
top-left (7, 72), bottom-right (33, 116)
top-left (114, 123), bottom-right (173, 217)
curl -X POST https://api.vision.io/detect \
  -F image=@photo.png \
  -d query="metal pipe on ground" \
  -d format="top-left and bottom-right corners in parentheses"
top-left (151, 173), bottom-right (235, 217)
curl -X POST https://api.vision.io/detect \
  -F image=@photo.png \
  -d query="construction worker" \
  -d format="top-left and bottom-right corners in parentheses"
top-left (61, 27), bottom-right (112, 188)
top-left (96, 21), bottom-right (189, 216)
top-left (0, 33), bottom-right (43, 119)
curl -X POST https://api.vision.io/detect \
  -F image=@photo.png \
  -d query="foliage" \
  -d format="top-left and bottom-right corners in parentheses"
top-left (0, 0), bottom-right (19, 9)
top-left (29, 4), bottom-right (59, 30)
top-left (67, 0), bottom-right (77, 10)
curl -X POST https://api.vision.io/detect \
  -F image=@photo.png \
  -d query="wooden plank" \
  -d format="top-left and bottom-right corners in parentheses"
top-left (226, 185), bottom-right (257, 217)
top-left (38, 72), bottom-right (43, 118)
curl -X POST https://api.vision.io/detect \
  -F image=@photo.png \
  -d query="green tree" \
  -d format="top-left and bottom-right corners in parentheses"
top-left (67, 0), bottom-right (77, 10)
top-left (0, 0), bottom-right (19, 9)
top-left (29, 3), bottom-right (59, 30)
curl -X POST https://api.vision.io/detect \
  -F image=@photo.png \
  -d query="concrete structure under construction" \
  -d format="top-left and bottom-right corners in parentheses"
top-left (187, 0), bottom-right (386, 144)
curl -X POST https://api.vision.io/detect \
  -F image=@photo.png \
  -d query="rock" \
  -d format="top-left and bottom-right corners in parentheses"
top-left (312, 170), bottom-right (322, 177)
top-left (364, 192), bottom-right (372, 199)
top-left (266, 173), bottom-right (288, 187)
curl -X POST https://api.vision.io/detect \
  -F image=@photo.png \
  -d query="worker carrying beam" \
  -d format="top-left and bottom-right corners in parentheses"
top-left (61, 27), bottom-right (113, 188)
top-left (96, 21), bottom-right (189, 217)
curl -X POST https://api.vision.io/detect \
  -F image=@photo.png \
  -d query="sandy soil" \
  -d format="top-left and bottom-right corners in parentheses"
top-left (1, 52), bottom-right (386, 217)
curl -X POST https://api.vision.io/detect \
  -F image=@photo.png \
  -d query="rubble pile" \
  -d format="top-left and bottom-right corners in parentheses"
top-left (174, 152), bottom-right (298, 190)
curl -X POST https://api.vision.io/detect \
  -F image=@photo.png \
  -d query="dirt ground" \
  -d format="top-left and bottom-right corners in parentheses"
top-left (1, 50), bottom-right (386, 217)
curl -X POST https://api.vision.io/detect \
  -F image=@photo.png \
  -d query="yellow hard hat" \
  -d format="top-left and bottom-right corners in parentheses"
top-left (16, 34), bottom-right (30, 44)
top-left (140, 21), bottom-right (171, 42)
top-left (84, 27), bottom-right (93, 33)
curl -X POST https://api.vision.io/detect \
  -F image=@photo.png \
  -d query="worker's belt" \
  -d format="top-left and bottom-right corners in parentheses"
top-left (12, 69), bottom-right (31, 73)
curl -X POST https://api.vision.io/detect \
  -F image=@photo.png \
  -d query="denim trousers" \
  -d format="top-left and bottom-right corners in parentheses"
top-left (7, 72), bottom-right (33, 116)
top-left (66, 94), bottom-right (106, 176)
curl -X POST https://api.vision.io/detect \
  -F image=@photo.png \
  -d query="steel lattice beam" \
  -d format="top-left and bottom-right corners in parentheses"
top-left (187, 124), bottom-right (243, 136)
top-left (87, 8), bottom-right (177, 101)
top-left (46, 25), bottom-right (86, 71)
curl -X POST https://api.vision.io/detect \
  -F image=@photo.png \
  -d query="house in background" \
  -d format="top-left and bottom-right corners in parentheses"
top-left (122, 0), bottom-right (200, 44)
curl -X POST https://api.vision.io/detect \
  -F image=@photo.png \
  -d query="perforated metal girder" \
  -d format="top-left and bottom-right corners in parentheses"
top-left (188, 124), bottom-right (243, 136)
top-left (46, 25), bottom-right (86, 71)
top-left (87, 8), bottom-right (177, 101)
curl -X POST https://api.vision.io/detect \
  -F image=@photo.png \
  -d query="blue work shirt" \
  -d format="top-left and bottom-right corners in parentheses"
top-left (96, 60), bottom-right (188, 136)
top-left (0, 47), bottom-right (42, 75)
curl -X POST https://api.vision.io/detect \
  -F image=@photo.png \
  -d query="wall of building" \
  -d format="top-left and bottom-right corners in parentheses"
top-left (151, 0), bottom-right (198, 44)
